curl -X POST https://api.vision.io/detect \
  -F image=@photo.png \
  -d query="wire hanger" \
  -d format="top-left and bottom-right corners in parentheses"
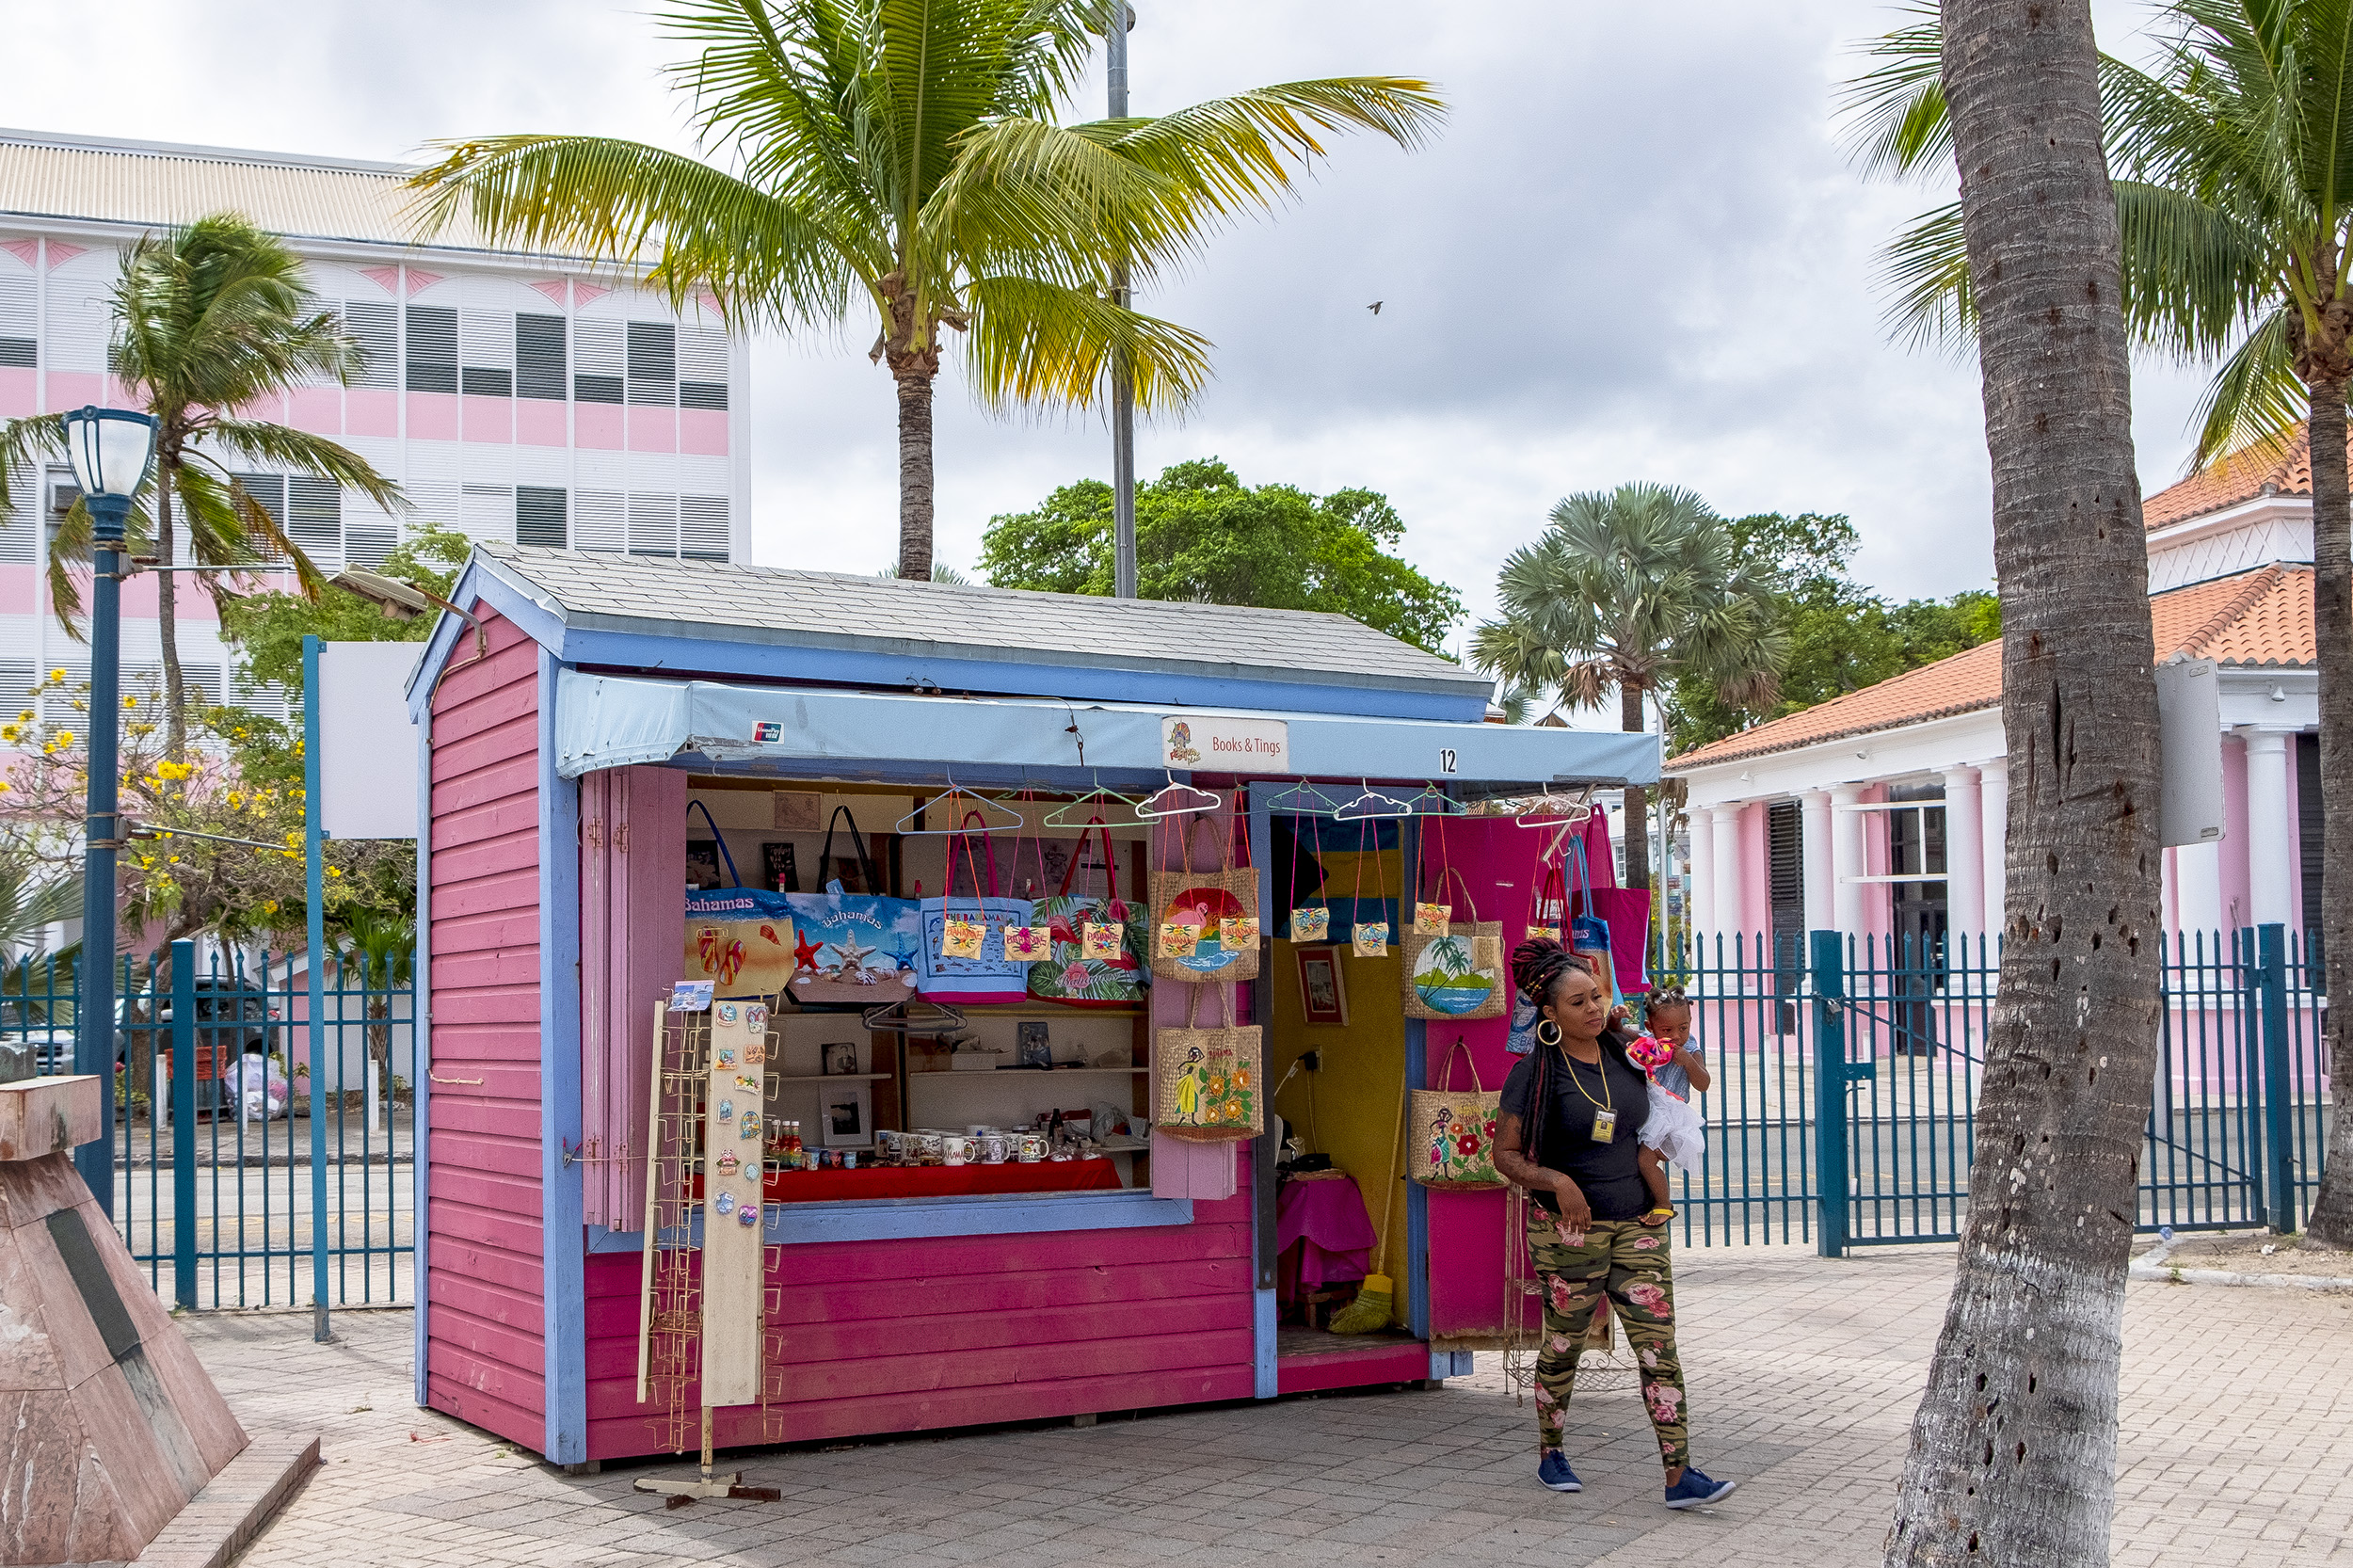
top-left (1134, 774), bottom-right (1221, 820)
top-left (862, 995), bottom-right (971, 1038)
top-left (895, 770), bottom-right (1024, 835)
top-left (1042, 773), bottom-right (1146, 827)
top-left (1513, 784), bottom-right (1595, 828)
top-left (1401, 781), bottom-right (1467, 817)
top-left (1259, 778), bottom-right (1345, 817)
top-left (1332, 780), bottom-right (1416, 822)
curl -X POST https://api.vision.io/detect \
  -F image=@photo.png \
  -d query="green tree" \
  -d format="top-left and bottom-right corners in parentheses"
top-left (217, 523), bottom-right (473, 697)
top-left (1859, 3), bottom-right (2167, 1560)
top-left (0, 216), bottom-right (405, 760)
top-left (1850, 0), bottom-right (2353, 1248)
top-left (1470, 484), bottom-right (1786, 893)
top-left (978, 458), bottom-right (1462, 651)
top-left (1662, 512), bottom-right (2000, 754)
top-left (411, 0), bottom-right (1442, 582)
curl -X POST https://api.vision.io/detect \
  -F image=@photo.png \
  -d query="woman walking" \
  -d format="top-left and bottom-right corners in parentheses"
top-left (1493, 939), bottom-right (1737, 1508)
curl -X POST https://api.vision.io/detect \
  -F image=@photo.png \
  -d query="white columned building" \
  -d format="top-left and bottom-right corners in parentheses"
top-left (1670, 431), bottom-right (2325, 951)
top-left (1938, 764), bottom-right (1985, 936)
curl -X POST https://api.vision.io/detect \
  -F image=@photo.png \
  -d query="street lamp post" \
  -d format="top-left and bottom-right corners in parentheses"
top-left (61, 406), bottom-right (159, 1216)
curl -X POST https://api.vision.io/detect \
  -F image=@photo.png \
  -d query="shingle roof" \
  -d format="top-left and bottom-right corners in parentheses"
top-left (476, 542), bottom-right (1489, 699)
top-left (2142, 425), bottom-right (2328, 529)
top-left (0, 127), bottom-right (570, 258)
top-left (1667, 565), bottom-right (2313, 772)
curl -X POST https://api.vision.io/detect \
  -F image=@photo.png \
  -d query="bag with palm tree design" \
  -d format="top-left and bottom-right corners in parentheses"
top-left (1026, 822), bottom-right (1149, 1007)
top-left (1152, 984), bottom-right (1261, 1142)
top-left (1401, 818), bottom-right (1505, 1019)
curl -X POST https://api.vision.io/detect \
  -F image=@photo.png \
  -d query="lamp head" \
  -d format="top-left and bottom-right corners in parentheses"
top-left (59, 408), bottom-right (158, 538)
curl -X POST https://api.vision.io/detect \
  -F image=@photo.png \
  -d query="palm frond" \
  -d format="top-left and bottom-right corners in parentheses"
top-left (1837, 3), bottom-right (1952, 181)
top-left (2186, 304), bottom-right (2311, 468)
top-left (201, 421), bottom-right (408, 513)
top-left (409, 135), bottom-right (861, 327)
top-left (962, 274), bottom-right (1212, 410)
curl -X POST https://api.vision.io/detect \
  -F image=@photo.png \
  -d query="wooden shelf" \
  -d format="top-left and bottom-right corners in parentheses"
top-left (765, 1073), bottom-right (892, 1083)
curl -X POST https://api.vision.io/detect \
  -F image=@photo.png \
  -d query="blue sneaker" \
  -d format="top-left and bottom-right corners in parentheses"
top-left (1663, 1466), bottom-right (1737, 1509)
top-left (1537, 1449), bottom-right (1582, 1493)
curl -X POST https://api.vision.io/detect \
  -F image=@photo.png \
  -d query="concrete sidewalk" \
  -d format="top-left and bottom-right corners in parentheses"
top-left (184, 1241), bottom-right (2353, 1567)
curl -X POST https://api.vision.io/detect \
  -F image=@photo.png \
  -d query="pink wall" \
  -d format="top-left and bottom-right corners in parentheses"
top-left (580, 1168), bottom-right (1257, 1459)
top-left (424, 609), bottom-right (547, 1449)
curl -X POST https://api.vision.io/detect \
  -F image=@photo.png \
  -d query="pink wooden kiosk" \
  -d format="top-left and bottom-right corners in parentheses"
top-left (406, 544), bottom-right (1657, 1464)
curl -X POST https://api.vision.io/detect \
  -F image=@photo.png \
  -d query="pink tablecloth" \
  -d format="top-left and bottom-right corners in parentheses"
top-left (1275, 1176), bottom-right (1377, 1295)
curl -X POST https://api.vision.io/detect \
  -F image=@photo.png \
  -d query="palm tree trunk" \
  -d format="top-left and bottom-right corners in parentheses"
top-left (894, 364), bottom-right (936, 582)
top-left (1620, 683), bottom-right (1650, 893)
top-left (1886, 5), bottom-right (2163, 1564)
top-left (155, 462), bottom-right (187, 761)
top-left (2298, 382), bottom-right (2353, 1244)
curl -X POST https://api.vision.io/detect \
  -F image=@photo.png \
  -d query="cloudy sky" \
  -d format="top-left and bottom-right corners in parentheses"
top-left (0, 0), bottom-right (2210, 651)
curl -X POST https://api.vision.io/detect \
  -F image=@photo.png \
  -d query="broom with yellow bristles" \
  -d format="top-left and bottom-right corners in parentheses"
top-left (1329, 1091), bottom-right (1409, 1335)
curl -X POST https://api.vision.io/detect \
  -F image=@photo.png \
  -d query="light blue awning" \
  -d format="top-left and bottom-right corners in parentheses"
top-left (553, 672), bottom-right (1658, 788)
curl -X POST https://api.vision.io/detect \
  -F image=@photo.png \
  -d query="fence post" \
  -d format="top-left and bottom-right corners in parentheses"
top-left (170, 941), bottom-right (196, 1308)
top-left (2256, 923), bottom-right (2297, 1232)
top-left (1811, 929), bottom-right (1849, 1257)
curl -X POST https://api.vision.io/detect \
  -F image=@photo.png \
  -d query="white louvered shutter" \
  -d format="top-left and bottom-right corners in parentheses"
top-left (679, 495), bottom-right (728, 561)
top-left (678, 326), bottom-right (727, 409)
top-left (626, 492), bottom-right (677, 555)
top-left (461, 484), bottom-right (516, 544)
top-left (574, 320), bottom-right (624, 404)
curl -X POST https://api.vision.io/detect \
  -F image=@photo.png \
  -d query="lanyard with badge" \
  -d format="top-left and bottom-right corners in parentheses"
top-left (1564, 1048), bottom-right (1617, 1143)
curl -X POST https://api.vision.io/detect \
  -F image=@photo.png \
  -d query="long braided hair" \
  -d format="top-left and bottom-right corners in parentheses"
top-left (1511, 937), bottom-right (1633, 1158)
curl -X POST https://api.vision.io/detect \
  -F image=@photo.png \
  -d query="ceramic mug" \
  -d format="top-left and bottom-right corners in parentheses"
top-left (1016, 1132), bottom-right (1048, 1163)
top-left (915, 1132), bottom-right (944, 1166)
top-left (980, 1131), bottom-right (1008, 1164)
top-left (941, 1133), bottom-right (972, 1166)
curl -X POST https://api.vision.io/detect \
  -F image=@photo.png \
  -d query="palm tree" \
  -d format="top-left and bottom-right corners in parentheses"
top-left (1849, 0), bottom-right (2353, 1247)
top-left (0, 215), bottom-right (405, 760)
top-left (1861, 6), bottom-right (2167, 1563)
top-left (408, 0), bottom-right (1442, 581)
top-left (336, 907), bottom-right (414, 1118)
top-left (1468, 484), bottom-right (1785, 896)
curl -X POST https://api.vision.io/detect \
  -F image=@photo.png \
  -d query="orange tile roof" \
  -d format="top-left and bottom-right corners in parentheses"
top-left (2142, 424), bottom-right (2330, 529)
top-left (1668, 566), bottom-right (2313, 772)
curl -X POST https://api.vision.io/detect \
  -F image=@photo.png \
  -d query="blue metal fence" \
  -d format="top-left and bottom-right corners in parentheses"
top-left (1662, 925), bottom-right (2329, 1252)
top-left (0, 937), bottom-right (414, 1310)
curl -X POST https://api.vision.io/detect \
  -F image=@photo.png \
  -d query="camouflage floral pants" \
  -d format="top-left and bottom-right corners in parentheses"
top-left (1526, 1210), bottom-right (1689, 1470)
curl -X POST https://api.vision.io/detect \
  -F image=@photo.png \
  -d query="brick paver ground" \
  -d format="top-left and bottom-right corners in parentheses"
top-left (186, 1241), bottom-right (2353, 1567)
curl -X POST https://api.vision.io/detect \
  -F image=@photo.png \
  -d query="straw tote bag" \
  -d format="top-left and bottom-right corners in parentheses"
top-left (1149, 809), bottom-right (1261, 984)
top-left (1410, 1035), bottom-right (1505, 1191)
top-left (1401, 819), bottom-right (1505, 1019)
top-left (1153, 985), bottom-right (1262, 1142)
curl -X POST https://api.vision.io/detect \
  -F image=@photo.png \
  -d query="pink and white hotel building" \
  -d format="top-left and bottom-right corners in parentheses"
top-left (0, 127), bottom-right (752, 714)
top-left (1669, 439), bottom-right (2326, 959)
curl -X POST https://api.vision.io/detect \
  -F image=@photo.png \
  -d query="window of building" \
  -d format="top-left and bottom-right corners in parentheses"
top-left (460, 311), bottom-right (514, 397)
top-left (404, 305), bottom-right (458, 393)
top-left (517, 486), bottom-right (568, 548)
top-left (2300, 733), bottom-right (2326, 982)
top-left (517, 313), bottom-right (567, 400)
top-left (0, 268), bottom-right (34, 368)
top-left (574, 488), bottom-right (625, 551)
top-left (680, 495), bottom-right (728, 560)
top-left (461, 484), bottom-right (515, 544)
top-left (679, 325), bottom-right (728, 409)
top-left (1767, 801), bottom-right (1803, 1005)
top-left (343, 299), bottom-right (396, 389)
top-left (628, 321), bottom-right (676, 406)
top-left (574, 319), bottom-right (623, 404)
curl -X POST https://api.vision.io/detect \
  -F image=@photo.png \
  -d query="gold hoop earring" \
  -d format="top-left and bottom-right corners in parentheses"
top-left (1535, 1018), bottom-right (1561, 1048)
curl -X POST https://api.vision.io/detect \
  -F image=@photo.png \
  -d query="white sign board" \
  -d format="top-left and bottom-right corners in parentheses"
top-left (2155, 657), bottom-right (2225, 849)
top-left (1161, 715), bottom-right (1289, 771)
top-left (319, 641), bottom-right (422, 840)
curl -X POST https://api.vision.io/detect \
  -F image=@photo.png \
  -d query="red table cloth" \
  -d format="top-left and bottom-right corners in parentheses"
top-left (1275, 1174), bottom-right (1376, 1295)
top-left (759, 1158), bottom-right (1123, 1203)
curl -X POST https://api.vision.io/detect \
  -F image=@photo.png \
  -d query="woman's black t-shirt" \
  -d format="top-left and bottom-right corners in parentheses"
top-left (1499, 1035), bottom-right (1651, 1221)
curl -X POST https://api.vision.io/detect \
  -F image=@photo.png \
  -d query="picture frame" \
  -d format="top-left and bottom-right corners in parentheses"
top-left (822, 1040), bottom-right (861, 1077)
top-left (1296, 945), bottom-right (1349, 1027)
top-left (762, 840), bottom-right (800, 893)
top-left (685, 840), bottom-right (725, 891)
top-left (1016, 1020), bottom-right (1053, 1068)
top-left (820, 1084), bottom-right (871, 1147)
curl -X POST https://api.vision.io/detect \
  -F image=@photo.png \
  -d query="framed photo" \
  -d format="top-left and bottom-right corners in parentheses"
top-left (1296, 946), bottom-right (1349, 1027)
top-left (821, 1040), bottom-right (861, 1077)
top-left (1017, 1020), bottom-right (1053, 1068)
top-left (761, 840), bottom-right (799, 893)
top-left (821, 1084), bottom-right (871, 1147)
top-left (685, 840), bottom-right (725, 891)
